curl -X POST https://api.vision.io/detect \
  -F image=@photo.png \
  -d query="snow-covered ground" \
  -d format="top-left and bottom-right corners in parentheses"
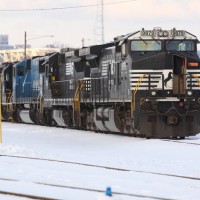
top-left (0, 122), bottom-right (200, 200)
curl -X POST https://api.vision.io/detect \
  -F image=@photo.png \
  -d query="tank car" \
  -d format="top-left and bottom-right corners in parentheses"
top-left (1, 28), bottom-right (200, 138)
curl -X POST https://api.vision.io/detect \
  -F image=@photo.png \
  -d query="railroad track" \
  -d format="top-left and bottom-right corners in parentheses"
top-left (0, 176), bottom-right (179, 200)
top-left (161, 139), bottom-right (200, 146)
top-left (0, 189), bottom-right (56, 200)
top-left (3, 122), bottom-right (200, 144)
top-left (1, 154), bottom-right (200, 182)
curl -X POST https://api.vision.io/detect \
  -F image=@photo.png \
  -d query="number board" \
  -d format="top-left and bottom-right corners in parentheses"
top-left (141, 29), bottom-right (185, 38)
top-left (65, 51), bottom-right (75, 58)
top-left (79, 47), bottom-right (90, 56)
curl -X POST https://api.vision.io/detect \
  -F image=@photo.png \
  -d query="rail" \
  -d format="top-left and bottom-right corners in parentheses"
top-left (51, 77), bottom-right (109, 104)
top-left (136, 73), bottom-right (200, 98)
top-left (176, 73), bottom-right (200, 97)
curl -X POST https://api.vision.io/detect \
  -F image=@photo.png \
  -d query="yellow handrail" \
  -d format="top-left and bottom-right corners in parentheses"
top-left (130, 74), bottom-right (147, 117)
top-left (191, 74), bottom-right (200, 88)
top-left (6, 89), bottom-right (13, 112)
top-left (40, 96), bottom-right (44, 113)
top-left (73, 80), bottom-right (85, 113)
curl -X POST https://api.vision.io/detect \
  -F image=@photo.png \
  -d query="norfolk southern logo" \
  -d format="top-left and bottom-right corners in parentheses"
top-left (164, 72), bottom-right (173, 87)
top-left (141, 29), bottom-right (185, 37)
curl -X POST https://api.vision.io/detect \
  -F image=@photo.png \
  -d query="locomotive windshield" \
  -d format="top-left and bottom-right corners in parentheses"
top-left (131, 40), bottom-right (162, 51)
top-left (166, 40), bottom-right (195, 51)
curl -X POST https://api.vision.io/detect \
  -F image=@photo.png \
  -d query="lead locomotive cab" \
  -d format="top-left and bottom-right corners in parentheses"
top-left (124, 28), bottom-right (200, 138)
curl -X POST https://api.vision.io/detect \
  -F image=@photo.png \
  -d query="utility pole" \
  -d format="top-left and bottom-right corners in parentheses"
top-left (82, 38), bottom-right (85, 47)
top-left (24, 31), bottom-right (27, 60)
top-left (24, 32), bottom-right (54, 60)
top-left (0, 74), bottom-right (2, 144)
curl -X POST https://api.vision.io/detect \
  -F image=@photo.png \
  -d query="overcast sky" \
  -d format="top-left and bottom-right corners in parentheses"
top-left (0, 0), bottom-right (200, 48)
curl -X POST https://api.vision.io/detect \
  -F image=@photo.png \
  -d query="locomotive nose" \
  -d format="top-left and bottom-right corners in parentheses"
top-left (166, 114), bottom-right (179, 126)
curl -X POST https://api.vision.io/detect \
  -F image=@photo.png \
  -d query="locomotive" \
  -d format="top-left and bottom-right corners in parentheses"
top-left (1, 28), bottom-right (200, 138)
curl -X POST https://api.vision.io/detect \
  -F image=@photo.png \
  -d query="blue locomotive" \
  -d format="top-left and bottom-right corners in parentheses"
top-left (1, 28), bottom-right (200, 138)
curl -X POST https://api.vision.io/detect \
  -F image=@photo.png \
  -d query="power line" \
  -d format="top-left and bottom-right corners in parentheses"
top-left (0, 0), bottom-right (136, 12)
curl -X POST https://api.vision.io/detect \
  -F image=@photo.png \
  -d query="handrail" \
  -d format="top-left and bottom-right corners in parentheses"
top-left (6, 89), bottom-right (13, 112)
top-left (73, 80), bottom-right (85, 113)
top-left (73, 80), bottom-right (85, 127)
top-left (191, 74), bottom-right (200, 88)
top-left (40, 96), bottom-right (44, 113)
top-left (130, 73), bottom-right (200, 119)
top-left (130, 74), bottom-right (146, 118)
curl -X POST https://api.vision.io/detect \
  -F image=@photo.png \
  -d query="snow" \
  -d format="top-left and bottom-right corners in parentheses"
top-left (0, 122), bottom-right (200, 199)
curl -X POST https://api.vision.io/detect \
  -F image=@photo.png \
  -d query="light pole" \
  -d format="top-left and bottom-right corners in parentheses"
top-left (0, 74), bottom-right (2, 144)
top-left (24, 31), bottom-right (54, 60)
top-left (24, 31), bottom-right (27, 60)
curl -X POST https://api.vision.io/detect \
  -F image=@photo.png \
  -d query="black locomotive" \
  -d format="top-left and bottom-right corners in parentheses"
top-left (1, 28), bottom-right (200, 138)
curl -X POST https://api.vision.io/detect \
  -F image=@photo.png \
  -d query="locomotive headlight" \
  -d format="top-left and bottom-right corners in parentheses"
top-left (187, 90), bottom-right (192, 96)
top-left (151, 91), bottom-right (157, 96)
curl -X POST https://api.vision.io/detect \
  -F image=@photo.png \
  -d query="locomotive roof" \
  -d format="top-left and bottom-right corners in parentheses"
top-left (114, 28), bottom-right (199, 43)
top-left (63, 42), bottom-right (114, 59)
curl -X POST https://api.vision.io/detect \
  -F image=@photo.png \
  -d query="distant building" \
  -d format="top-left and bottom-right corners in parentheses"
top-left (0, 35), bottom-right (14, 50)
top-left (15, 44), bottom-right (31, 49)
top-left (0, 48), bottom-right (59, 63)
top-left (46, 44), bottom-right (56, 48)
top-left (0, 34), bottom-right (61, 63)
